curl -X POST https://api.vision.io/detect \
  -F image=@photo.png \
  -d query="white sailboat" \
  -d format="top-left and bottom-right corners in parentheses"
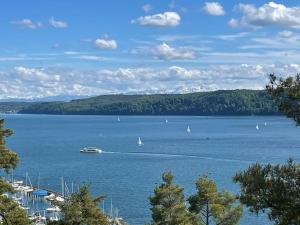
top-left (138, 137), bottom-right (143, 146)
top-left (165, 119), bottom-right (168, 123)
top-left (256, 124), bottom-right (259, 130)
top-left (187, 125), bottom-right (191, 133)
top-left (117, 116), bottom-right (120, 122)
top-left (264, 122), bottom-right (267, 126)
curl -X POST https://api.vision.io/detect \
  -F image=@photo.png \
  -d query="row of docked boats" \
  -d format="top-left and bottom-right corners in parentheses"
top-left (5, 178), bottom-right (63, 224)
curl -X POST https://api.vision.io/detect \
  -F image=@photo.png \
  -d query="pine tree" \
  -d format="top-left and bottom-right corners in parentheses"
top-left (149, 171), bottom-right (197, 225)
top-left (0, 118), bottom-right (31, 225)
top-left (49, 185), bottom-right (109, 225)
top-left (234, 159), bottom-right (300, 225)
top-left (188, 175), bottom-right (243, 225)
top-left (266, 73), bottom-right (300, 125)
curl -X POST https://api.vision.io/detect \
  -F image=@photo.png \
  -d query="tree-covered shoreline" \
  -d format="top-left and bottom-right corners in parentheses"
top-left (12, 90), bottom-right (279, 116)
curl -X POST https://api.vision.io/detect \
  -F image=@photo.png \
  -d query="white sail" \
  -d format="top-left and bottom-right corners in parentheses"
top-left (187, 125), bottom-right (191, 133)
top-left (138, 137), bottom-right (143, 146)
top-left (256, 124), bottom-right (259, 130)
top-left (165, 119), bottom-right (168, 123)
top-left (117, 116), bottom-right (120, 122)
top-left (264, 122), bottom-right (267, 126)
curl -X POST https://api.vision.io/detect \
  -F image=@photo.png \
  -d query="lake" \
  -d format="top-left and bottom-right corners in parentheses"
top-left (3, 114), bottom-right (300, 224)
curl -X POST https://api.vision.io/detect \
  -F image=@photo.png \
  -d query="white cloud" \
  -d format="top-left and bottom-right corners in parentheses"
top-left (72, 55), bottom-right (104, 61)
top-left (1, 64), bottom-right (300, 99)
top-left (11, 19), bottom-right (43, 29)
top-left (131, 12), bottom-right (180, 27)
top-left (203, 2), bottom-right (225, 16)
top-left (215, 32), bottom-right (249, 41)
top-left (94, 39), bottom-right (117, 49)
top-left (278, 30), bottom-right (293, 38)
top-left (64, 51), bottom-right (81, 55)
top-left (142, 3), bottom-right (152, 12)
top-left (14, 66), bottom-right (60, 82)
top-left (231, 2), bottom-right (300, 29)
top-left (151, 43), bottom-right (196, 60)
top-left (49, 17), bottom-right (68, 28)
top-left (228, 18), bottom-right (239, 28)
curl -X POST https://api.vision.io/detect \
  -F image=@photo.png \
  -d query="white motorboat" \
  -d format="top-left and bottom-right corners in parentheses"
top-left (80, 147), bottom-right (102, 153)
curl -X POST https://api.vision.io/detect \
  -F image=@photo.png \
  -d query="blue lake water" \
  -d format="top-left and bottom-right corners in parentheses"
top-left (3, 114), bottom-right (300, 225)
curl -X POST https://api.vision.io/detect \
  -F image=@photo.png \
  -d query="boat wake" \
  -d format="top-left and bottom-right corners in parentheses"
top-left (103, 151), bottom-right (254, 164)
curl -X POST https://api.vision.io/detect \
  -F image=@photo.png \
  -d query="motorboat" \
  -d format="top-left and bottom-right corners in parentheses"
top-left (80, 147), bottom-right (102, 153)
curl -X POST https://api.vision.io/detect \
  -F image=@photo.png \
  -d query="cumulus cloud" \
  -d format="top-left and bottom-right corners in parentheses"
top-left (1, 64), bottom-right (299, 99)
top-left (203, 2), bottom-right (225, 16)
top-left (94, 39), bottom-right (117, 49)
top-left (49, 17), bottom-right (68, 28)
top-left (149, 43), bottom-right (196, 60)
top-left (231, 2), bottom-right (300, 29)
top-left (131, 12), bottom-right (180, 27)
top-left (11, 19), bottom-right (43, 29)
top-left (142, 3), bottom-right (152, 12)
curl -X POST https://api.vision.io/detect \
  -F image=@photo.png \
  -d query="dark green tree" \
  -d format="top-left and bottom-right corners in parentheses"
top-left (49, 185), bottom-right (109, 225)
top-left (149, 171), bottom-right (197, 225)
top-left (232, 74), bottom-right (300, 225)
top-left (188, 175), bottom-right (242, 225)
top-left (0, 118), bottom-right (31, 225)
top-left (233, 159), bottom-right (300, 225)
top-left (266, 73), bottom-right (300, 125)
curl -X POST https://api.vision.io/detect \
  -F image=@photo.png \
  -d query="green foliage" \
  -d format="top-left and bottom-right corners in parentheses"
top-left (0, 119), bottom-right (18, 171)
top-left (0, 195), bottom-right (31, 225)
top-left (0, 118), bottom-right (31, 225)
top-left (18, 90), bottom-right (278, 115)
top-left (188, 175), bottom-right (243, 225)
top-left (233, 159), bottom-right (300, 225)
top-left (49, 185), bottom-right (109, 225)
top-left (149, 172), bottom-right (197, 225)
top-left (0, 102), bottom-right (33, 114)
top-left (267, 74), bottom-right (300, 125)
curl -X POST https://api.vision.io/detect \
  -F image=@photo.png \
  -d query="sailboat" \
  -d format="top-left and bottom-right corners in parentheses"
top-left (117, 116), bottom-right (120, 122)
top-left (264, 122), bottom-right (267, 126)
top-left (256, 124), bottom-right (259, 130)
top-left (165, 119), bottom-right (168, 123)
top-left (138, 137), bottom-right (143, 146)
top-left (187, 126), bottom-right (191, 133)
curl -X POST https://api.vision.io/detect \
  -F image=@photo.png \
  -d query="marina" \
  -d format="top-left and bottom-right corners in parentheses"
top-left (3, 173), bottom-right (125, 225)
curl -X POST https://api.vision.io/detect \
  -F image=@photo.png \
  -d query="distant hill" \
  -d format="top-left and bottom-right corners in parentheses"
top-left (14, 90), bottom-right (279, 116)
top-left (0, 102), bottom-right (34, 114)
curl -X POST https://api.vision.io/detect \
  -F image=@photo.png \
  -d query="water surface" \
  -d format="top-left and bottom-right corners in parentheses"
top-left (3, 114), bottom-right (300, 224)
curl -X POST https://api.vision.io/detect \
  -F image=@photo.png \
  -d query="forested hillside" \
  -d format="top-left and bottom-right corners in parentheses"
top-left (18, 90), bottom-right (278, 115)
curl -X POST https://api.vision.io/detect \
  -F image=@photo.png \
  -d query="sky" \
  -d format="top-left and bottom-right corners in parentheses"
top-left (1, 0), bottom-right (300, 99)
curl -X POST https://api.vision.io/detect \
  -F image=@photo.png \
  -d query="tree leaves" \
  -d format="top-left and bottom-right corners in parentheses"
top-left (234, 160), bottom-right (300, 225)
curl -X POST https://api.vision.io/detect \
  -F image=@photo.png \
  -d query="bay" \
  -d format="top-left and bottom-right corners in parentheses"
top-left (3, 114), bottom-right (300, 225)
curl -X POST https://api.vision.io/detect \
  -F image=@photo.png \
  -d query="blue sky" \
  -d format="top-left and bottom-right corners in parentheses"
top-left (1, 0), bottom-right (300, 99)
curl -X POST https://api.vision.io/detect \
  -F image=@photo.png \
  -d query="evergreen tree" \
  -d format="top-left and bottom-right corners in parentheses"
top-left (49, 185), bottom-right (109, 225)
top-left (232, 74), bottom-right (300, 225)
top-left (188, 175), bottom-right (242, 225)
top-left (0, 118), bottom-right (31, 225)
top-left (149, 171), bottom-right (197, 225)
top-left (266, 73), bottom-right (300, 125)
top-left (233, 159), bottom-right (300, 225)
